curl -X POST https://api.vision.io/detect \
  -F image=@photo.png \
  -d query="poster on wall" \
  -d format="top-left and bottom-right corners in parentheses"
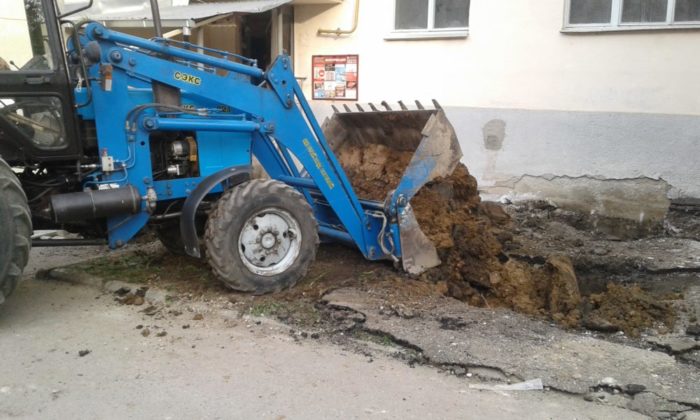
top-left (311, 55), bottom-right (358, 101)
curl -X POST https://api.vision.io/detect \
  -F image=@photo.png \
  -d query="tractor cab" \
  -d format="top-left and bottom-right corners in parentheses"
top-left (0, 0), bottom-right (82, 164)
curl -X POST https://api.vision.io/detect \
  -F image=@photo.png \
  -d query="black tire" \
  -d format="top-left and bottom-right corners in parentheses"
top-left (205, 179), bottom-right (319, 294)
top-left (0, 158), bottom-right (31, 304)
top-left (154, 217), bottom-right (205, 256)
top-left (155, 223), bottom-right (187, 255)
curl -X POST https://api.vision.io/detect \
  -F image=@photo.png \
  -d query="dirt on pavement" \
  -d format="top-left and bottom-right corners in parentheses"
top-left (58, 143), bottom-right (694, 339)
top-left (336, 142), bottom-right (678, 336)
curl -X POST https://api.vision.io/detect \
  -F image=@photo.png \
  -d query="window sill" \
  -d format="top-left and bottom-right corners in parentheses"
top-left (562, 23), bottom-right (700, 33)
top-left (384, 29), bottom-right (469, 41)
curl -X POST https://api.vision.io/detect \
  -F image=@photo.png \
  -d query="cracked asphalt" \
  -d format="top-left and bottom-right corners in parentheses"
top-left (0, 247), bottom-right (645, 420)
top-left (324, 288), bottom-right (700, 419)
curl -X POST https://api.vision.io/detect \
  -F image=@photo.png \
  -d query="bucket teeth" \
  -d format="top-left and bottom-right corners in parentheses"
top-left (329, 100), bottom-right (443, 114)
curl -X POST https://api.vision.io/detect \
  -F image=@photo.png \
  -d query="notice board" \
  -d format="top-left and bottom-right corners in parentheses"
top-left (311, 55), bottom-right (358, 101)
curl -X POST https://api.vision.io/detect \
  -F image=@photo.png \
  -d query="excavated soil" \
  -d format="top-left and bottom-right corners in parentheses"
top-left (336, 143), bottom-right (676, 336)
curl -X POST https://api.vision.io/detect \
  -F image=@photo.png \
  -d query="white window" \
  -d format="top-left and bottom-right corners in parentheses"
top-left (387, 0), bottom-right (470, 40)
top-left (564, 0), bottom-right (700, 31)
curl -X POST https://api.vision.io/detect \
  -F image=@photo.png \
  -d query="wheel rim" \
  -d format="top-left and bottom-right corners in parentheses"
top-left (238, 208), bottom-right (302, 277)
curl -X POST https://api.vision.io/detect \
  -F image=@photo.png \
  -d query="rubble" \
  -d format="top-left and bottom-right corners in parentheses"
top-left (337, 143), bottom-right (678, 335)
top-left (626, 392), bottom-right (693, 419)
top-left (145, 288), bottom-right (168, 306)
top-left (104, 280), bottom-right (134, 294)
top-left (688, 325), bottom-right (700, 337)
top-left (647, 336), bottom-right (700, 355)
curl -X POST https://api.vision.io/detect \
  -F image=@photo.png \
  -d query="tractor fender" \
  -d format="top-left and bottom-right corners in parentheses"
top-left (181, 165), bottom-right (251, 258)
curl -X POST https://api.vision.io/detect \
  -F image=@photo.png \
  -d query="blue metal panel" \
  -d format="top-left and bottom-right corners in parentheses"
top-left (197, 131), bottom-right (252, 177)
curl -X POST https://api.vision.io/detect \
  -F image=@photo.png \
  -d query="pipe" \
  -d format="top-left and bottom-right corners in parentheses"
top-left (32, 238), bottom-right (107, 247)
top-left (148, 0), bottom-right (182, 106)
top-left (149, 0), bottom-right (164, 38)
top-left (317, 0), bottom-right (360, 36)
top-left (182, 25), bottom-right (192, 45)
top-left (319, 226), bottom-right (355, 246)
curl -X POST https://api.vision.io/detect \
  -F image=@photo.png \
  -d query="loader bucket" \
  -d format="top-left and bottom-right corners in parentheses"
top-left (322, 101), bottom-right (463, 274)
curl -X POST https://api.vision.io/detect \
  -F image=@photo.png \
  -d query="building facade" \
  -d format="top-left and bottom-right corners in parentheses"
top-left (293, 0), bottom-right (700, 224)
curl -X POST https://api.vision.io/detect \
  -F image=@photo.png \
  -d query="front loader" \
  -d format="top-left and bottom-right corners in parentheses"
top-left (0, 0), bottom-right (462, 302)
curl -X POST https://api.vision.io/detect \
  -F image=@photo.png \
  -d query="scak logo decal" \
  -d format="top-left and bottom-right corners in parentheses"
top-left (174, 71), bottom-right (201, 86)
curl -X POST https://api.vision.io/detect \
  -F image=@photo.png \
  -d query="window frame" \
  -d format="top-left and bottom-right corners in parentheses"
top-left (386, 0), bottom-right (469, 40)
top-left (563, 0), bottom-right (700, 32)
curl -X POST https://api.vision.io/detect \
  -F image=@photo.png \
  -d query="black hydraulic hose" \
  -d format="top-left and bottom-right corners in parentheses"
top-left (60, 19), bottom-right (93, 108)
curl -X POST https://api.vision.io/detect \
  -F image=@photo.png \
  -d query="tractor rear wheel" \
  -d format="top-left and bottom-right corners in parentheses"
top-left (204, 180), bottom-right (319, 294)
top-left (154, 216), bottom-right (206, 256)
top-left (0, 158), bottom-right (31, 304)
top-left (155, 223), bottom-right (187, 255)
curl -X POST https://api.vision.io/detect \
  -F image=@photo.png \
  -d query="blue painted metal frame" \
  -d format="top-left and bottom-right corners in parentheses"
top-left (73, 23), bottom-right (400, 261)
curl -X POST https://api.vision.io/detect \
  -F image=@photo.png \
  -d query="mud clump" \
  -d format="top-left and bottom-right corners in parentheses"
top-left (585, 284), bottom-right (676, 337)
top-left (336, 142), bottom-right (675, 334)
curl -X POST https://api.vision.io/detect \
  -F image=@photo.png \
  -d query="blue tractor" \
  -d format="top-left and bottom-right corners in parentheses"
top-left (0, 0), bottom-right (462, 302)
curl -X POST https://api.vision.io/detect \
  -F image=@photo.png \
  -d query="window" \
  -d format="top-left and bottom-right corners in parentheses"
top-left (0, 0), bottom-right (54, 71)
top-left (675, 0), bottom-right (700, 20)
top-left (565, 0), bottom-right (700, 30)
top-left (0, 97), bottom-right (67, 150)
top-left (389, 0), bottom-right (470, 39)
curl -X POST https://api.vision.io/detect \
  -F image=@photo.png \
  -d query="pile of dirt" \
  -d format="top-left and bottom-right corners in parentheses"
top-left (336, 142), bottom-right (675, 335)
top-left (584, 283), bottom-right (678, 337)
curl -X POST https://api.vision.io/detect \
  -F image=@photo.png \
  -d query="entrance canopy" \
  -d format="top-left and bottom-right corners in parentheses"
top-left (63, 0), bottom-right (293, 28)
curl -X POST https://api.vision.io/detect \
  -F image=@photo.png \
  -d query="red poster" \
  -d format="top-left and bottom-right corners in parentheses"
top-left (311, 55), bottom-right (358, 101)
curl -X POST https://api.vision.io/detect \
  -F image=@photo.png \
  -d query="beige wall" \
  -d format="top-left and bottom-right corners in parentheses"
top-left (294, 1), bottom-right (700, 116)
top-left (0, 0), bottom-right (35, 68)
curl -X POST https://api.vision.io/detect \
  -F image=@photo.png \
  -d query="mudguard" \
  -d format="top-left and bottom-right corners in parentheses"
top-left (181, 165), bottom-right (251, 258)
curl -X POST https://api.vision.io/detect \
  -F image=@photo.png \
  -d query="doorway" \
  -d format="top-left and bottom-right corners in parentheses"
top-left (240, 6), bottom-right (294, 71)
top-left (241, 11), bottom-right (273, 70)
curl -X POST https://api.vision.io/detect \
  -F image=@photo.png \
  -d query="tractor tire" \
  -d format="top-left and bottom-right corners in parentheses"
top-left (0, 158), bottom-right (31, 304)
top-left (155, 217), bottom-right (206, 257)
top-left (205, 179), bottom-right (319, 294)
top-left (155, 223), bottom-right (188, 256)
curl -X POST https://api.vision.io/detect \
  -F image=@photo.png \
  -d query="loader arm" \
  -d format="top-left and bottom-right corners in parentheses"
top-left (77, 24), bottom-right (394, 262)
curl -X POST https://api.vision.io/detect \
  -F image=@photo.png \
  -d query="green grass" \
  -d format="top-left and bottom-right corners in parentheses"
top-left (352, 329), bottom-right (396, 347)
top-left (79, 253), bottom-right (160, 282)
top-left (249, 301), bottom-right (284, 317)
